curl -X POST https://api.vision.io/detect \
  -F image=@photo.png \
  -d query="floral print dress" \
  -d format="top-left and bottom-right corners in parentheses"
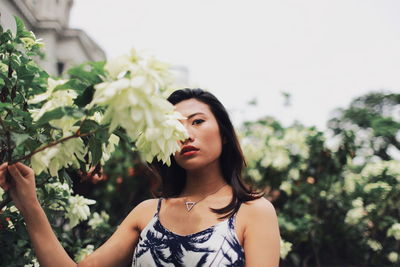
top-left (132, 198), bottom-right (245, 266)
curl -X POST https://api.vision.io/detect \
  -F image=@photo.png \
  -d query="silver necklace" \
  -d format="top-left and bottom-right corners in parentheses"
top-left (183, 184), bottom-right (228, 212)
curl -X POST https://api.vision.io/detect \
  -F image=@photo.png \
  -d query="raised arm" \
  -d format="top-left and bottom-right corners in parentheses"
top-left (242, 197), bottom-right (281, 267)
top-left (0, 162), bottom-right (149, 267)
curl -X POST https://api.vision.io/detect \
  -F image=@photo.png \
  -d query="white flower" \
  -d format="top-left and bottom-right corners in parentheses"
top-left (29, 78), bottom-right (80, 137)
top-left (360, 160), bottom-right (400, 179)
top-left (352, 197), bottom-right (364, 208)
top-left (343, 171), bottom-right (360, 194)
top-left (248, 168), bottom-right (262, 182)
top-left (365, 204), bottom-right (376, 213)
top-left (100, 134), bottom-right (120, 164)
top-left (43, 182), bottom-right (72, 211)
top-left (283, 128), bottom-right (309, 158)
top-left (388, 252), bottom-right (399, 263)
top-left (345, 199), bottom-right (366, 225)
top-left (135, 110), bottom-right (188, 165)
top-left (23, 257), bottom-right (40, 267)
top-left (280, 181), bottom-right (292, 196)
top-left (364, 182), bottom-right (391, 193)
top-left (241, 142), bottom-right (264, 168)
top-left (88, 211), bottom-right (109, 230)
top-left (387, 223), bottom-right (400, 240)
top-left (74, 244), bottom-right (95, 262)
top-left (288, 168), bottom-right (300, 181)
top-left (20, 31), bottom-right (44, 50)
top-left (31, 146), bottom-right (59, 175)
top-left (280, 238), bottom-right (292, 259)
top-left (87, 49), bottom-right (187, 166)
top-left (29, 78), bottom-right (77, 120)
top-left (21, 34), bottom-right (44, 49)
top-left (31, 138), bottom-right (86, 176)
top-left (45, 181), bottom-right (72, 193)
top-left (105, 54), bottom-right (133, 79)
top-left (345, 208), bottom-right (365, 225)
top-left (366, 239), bottom-right (382, 251)
top-left (65, 195), bottom-right (96, 228)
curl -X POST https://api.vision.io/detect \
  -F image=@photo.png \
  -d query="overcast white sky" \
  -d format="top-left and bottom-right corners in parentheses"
top-left (70, 0), bottom-right (400, 130)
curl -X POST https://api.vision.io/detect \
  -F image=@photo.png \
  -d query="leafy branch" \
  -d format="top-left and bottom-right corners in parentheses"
top-left (0, 127), bottom-right (101, 210)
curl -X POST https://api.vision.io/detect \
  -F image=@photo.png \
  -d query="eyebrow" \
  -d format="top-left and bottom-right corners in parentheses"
top-left (186, 112), bottom-right (206, 120)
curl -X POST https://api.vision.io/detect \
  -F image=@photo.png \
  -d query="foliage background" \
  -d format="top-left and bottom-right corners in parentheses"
top-left (0, 18), bottom-right (399, 267)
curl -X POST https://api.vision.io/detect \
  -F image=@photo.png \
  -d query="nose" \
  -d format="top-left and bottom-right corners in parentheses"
top-left (180, 135), bottom-right (194, 145)
top-left (180, 126), bottom-right (194, 145)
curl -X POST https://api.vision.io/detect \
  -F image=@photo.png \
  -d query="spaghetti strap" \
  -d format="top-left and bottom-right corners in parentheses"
top-left (156, 197), bottom-right (162, 216)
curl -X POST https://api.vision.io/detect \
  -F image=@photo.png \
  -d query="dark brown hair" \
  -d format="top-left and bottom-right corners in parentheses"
top-left (152, 88), bottom-right (264, 219)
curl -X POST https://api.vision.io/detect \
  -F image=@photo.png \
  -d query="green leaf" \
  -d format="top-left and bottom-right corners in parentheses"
top-left (95, 127), bottom-right (110, 143)
top-left (78, 119), bottom-right (99, 134)
top-left (11, 133), bottom-right (31, 147)
top-left (74, 85), bottom-right (95, 107)
top-left (67, 61), bottom-right (105, 84)
top-left (53, 79), bottom-right (87, 93)
top-left (14, 16), bottom-right (31, 39)
top-left (0, 102), bottom-right (13, 110)
top-left (89, 136), bottom-right (102, 166)
top-left (35, 106), bottom-right (84, 126)
top-left (0, 30), bottom-right (13, 44)
top-left (16, 65), bottom-right (35, 81)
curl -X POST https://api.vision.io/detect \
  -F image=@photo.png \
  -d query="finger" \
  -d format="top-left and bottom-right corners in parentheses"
top-left (14, 162), bottom-right (33, 177)
top-left (7, 164), bottom-right (25, 182)
top-left (0, 170), bottom-right (9, 191)
top-left (0, 162), bottom-right (8, 171)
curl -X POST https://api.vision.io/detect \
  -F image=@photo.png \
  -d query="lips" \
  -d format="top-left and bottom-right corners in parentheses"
top-left (180, 145), bottom-right (199, 155)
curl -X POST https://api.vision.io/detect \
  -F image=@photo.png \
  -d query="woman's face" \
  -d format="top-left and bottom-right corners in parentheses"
top-left (173, 98), bottom-right (223, 171)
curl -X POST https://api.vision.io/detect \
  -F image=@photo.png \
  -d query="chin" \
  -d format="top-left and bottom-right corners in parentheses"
top-left (176, 158), bottom-right (217, 172)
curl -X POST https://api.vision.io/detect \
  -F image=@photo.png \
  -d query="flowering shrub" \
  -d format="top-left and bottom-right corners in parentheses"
top-left (240, 114), bottom-right (400, 266)
top-left (0, 17), bottom-right (187, 266)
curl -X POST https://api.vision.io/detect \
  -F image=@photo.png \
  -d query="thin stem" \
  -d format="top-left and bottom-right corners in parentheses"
top-left (0, 116), bottom-right (12, 162)
top-left (11, 129), bottom-right (98, 164)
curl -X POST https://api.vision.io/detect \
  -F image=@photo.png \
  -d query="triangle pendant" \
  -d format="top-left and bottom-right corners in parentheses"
top-left (185, 201), bottom-right (196, 212)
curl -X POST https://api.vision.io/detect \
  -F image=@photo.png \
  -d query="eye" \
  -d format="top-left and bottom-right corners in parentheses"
top-left (192, 119), bottom-right (204, 125)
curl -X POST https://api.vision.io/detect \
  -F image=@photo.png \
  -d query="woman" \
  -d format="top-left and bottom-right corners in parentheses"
top-left (0, 88), bottom-right (280, 266)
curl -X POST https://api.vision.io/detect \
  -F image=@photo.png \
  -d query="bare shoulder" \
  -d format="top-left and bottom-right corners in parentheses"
top-left (126, 198), bottom-right (159, 231)
top-left (240, 197), bottom-right (281, 266)
top-left (239, 197), bottom-right (279, 231)
top-left (241, 197), bottom-right (277, 217)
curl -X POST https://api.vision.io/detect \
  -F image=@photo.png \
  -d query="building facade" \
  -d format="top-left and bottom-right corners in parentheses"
top-left (0, 0), bottom-right (106, 76)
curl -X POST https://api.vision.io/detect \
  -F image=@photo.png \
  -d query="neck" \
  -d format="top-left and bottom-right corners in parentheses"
top-left (181, 161), bottom-right (227, 198)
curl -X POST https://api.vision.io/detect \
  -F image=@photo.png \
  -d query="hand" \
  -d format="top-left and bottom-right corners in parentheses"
top-left (0, 162), bottom-right (39, 213)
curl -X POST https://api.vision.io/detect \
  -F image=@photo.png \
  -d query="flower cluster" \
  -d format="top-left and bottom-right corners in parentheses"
top-left (344, 198), bottom-right (366, 225)
top-left (31, 138), bottom-right (86, 177)
top-left (388, 252), bottom-right (399, 263)
top-left (43, 181), bottom-right (73, 211)
top-left (280, 239), bottom-right (293, 259)
top-left (87, 49), bottom-right (188, 165)
top-left (387, 223), bottom-right (400, 240)
top-left (29, 78), bottom-right (79, 135)
top-left (20, 31), bottom-right (44, 50)
top-left (65, 195), bottom-right (96, 228)
top-left (74, 244), bottom-right (95, 262)
top-left (28, 78), bottom-right (87, 176)
top-left (88, 211), bottom-right (110, 230)
top-left (366, 239), bottom-right (382, 252)
top-left (242, 125), bottom-right (311, 171)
